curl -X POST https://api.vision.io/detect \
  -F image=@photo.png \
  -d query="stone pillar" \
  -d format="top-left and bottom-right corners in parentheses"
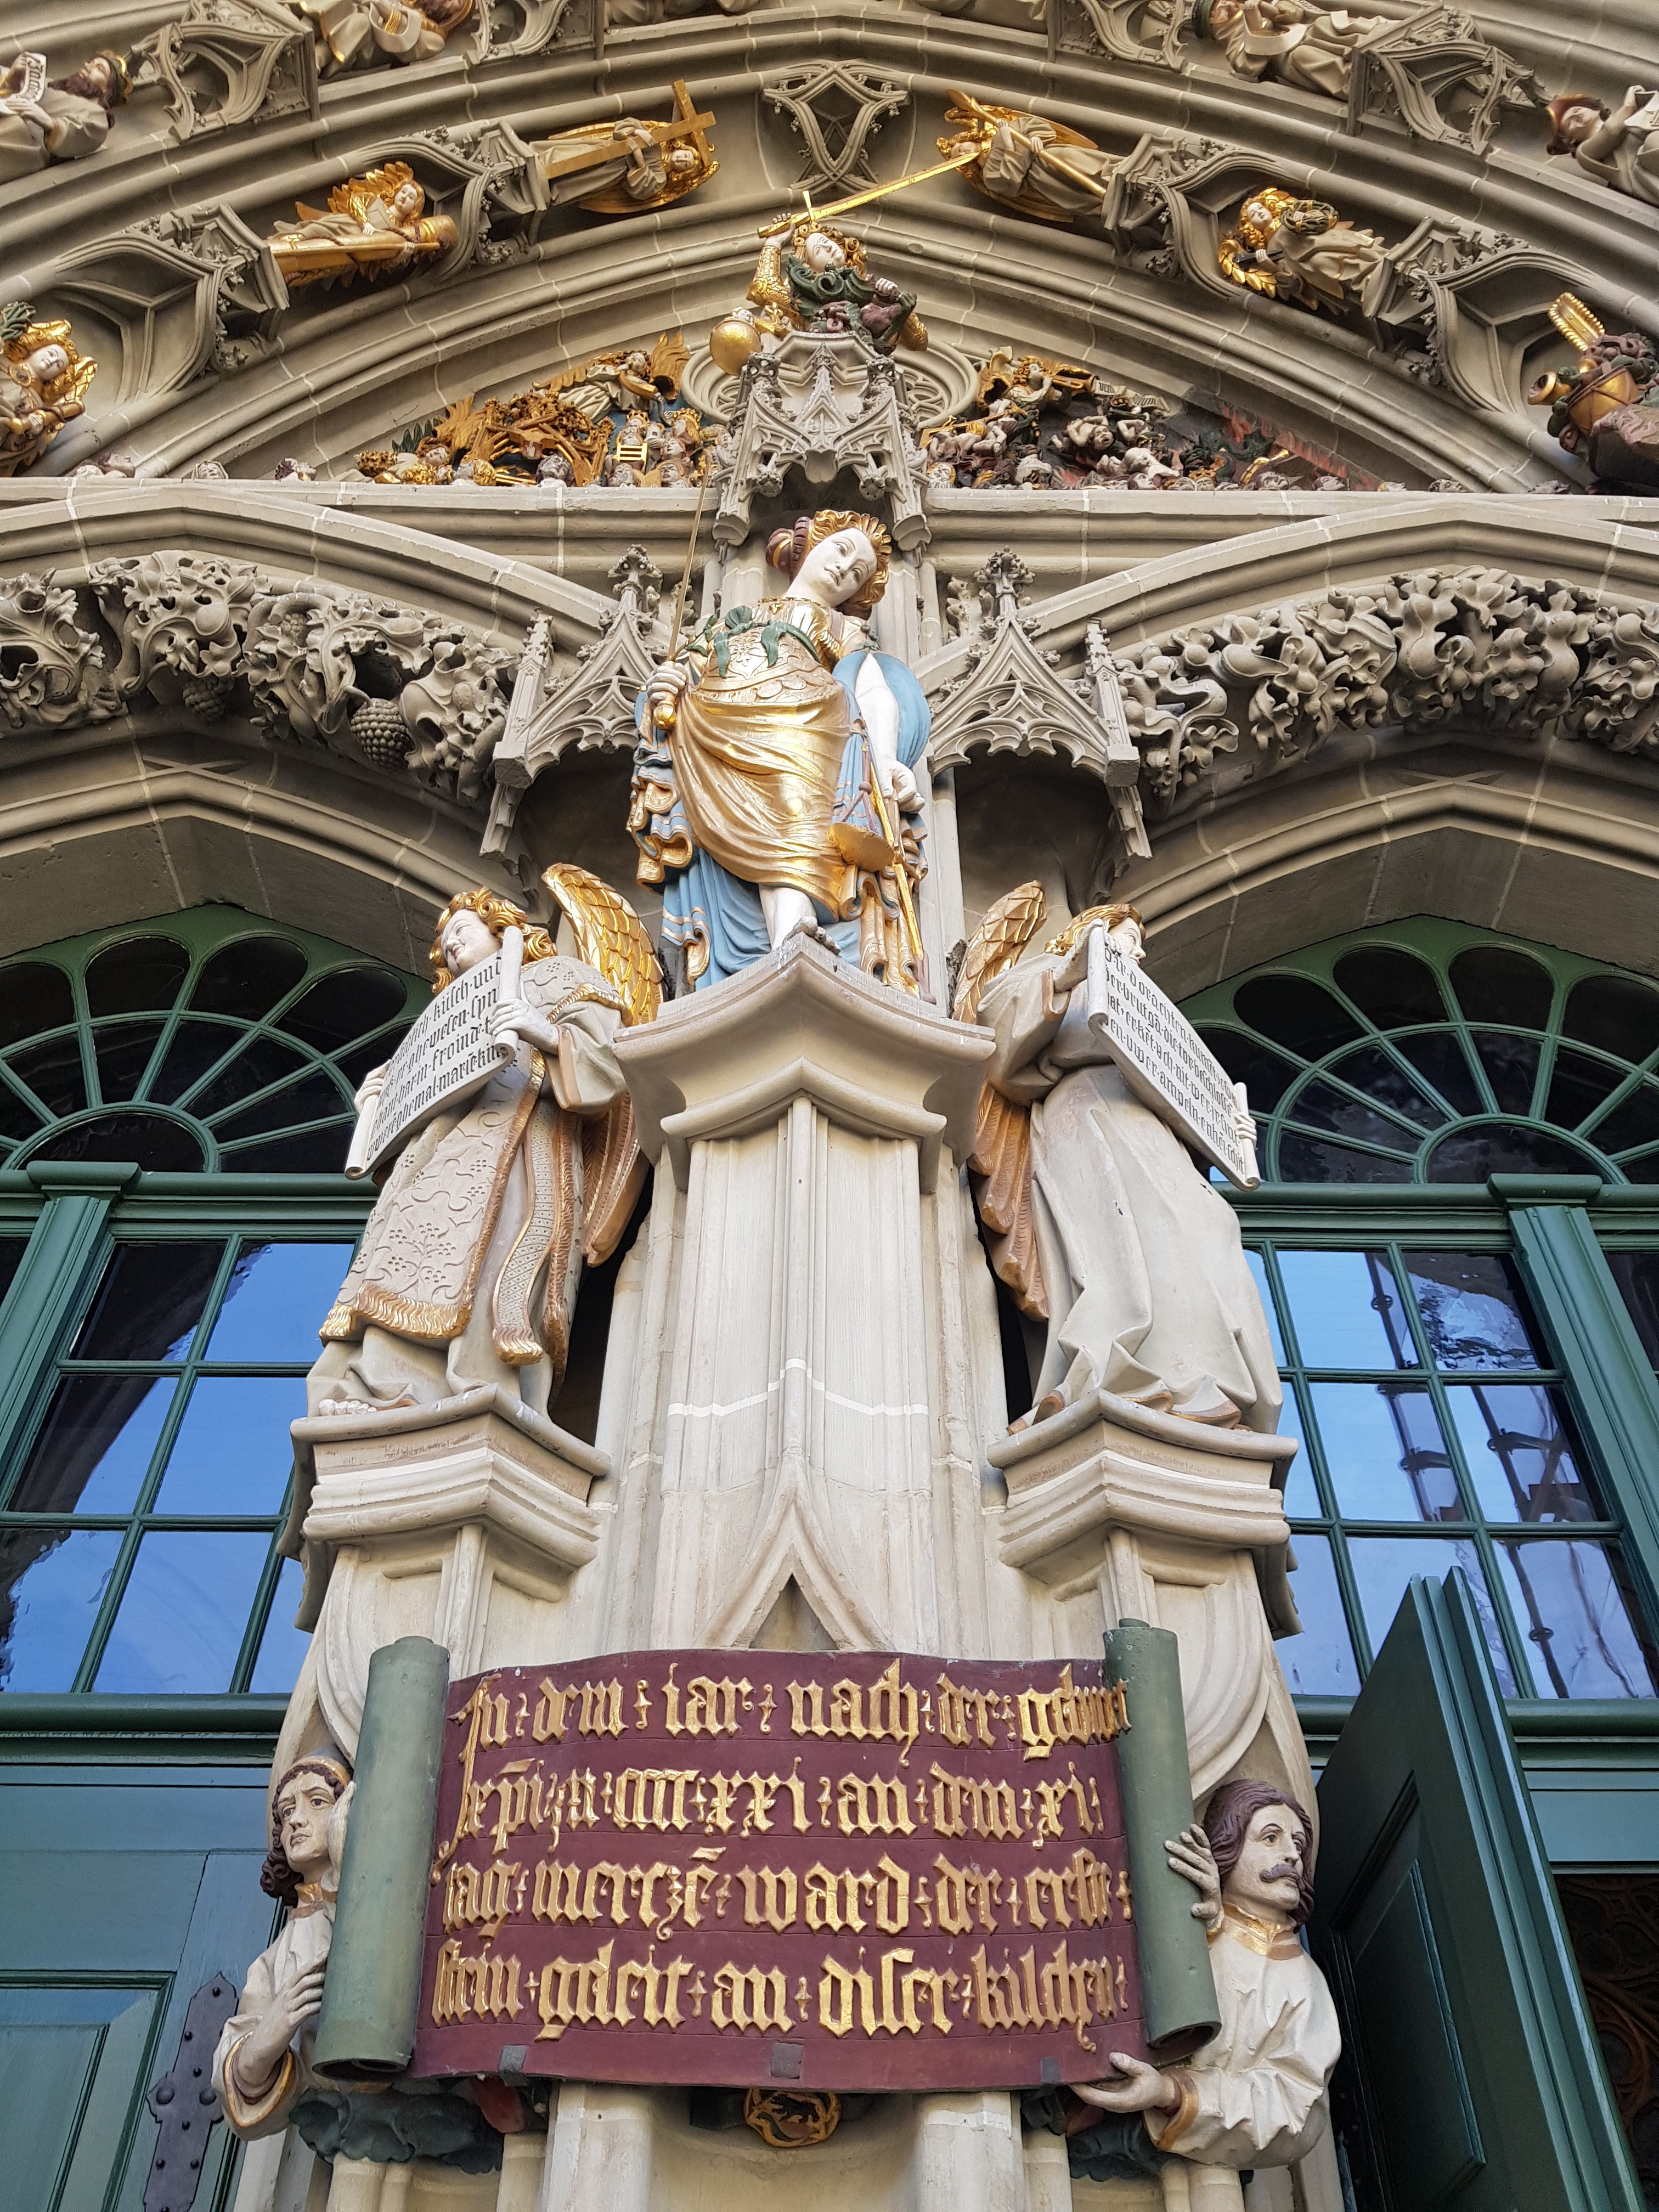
top-left (275, 1387), bottom-right (605, 1769)
top-left (992, 1389), bottom-right (1313, 1816)
top-left (611, 934), bottom-right (992, 1654)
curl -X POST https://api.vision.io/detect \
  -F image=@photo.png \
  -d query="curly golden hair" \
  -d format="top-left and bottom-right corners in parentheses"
top-left (764, 509), bottom-right (894, 619)
top-left (429, 888), bottom-right (556, 992)
top-left (1046, 901), bottom-right (1143, 956)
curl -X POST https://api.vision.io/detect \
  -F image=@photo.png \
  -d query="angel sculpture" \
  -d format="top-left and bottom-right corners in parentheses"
top-left (0, 49), bottom-right (126, 182)
top-left (1194, 0), bottom-right (1384, 100)
top-left (707, 220), bottom-right (926, 376)
top-left (940, 94), bottom-right (1124, 224)
top-left (956, 884), bottom-right (1279, 1429)
top-left (307, 870), bottom-right (658, 1421)
top-left (0, 304), bottom-right (96, 476)
top-left (1218, 186), bottom-right (1385, 315)
top-left (264, 162), bottom-right (459, 289)
top-left (532, 81), bottom-right (716, 214)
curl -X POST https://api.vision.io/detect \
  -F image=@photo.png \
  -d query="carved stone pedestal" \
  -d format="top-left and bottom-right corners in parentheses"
top-left (275, 1385), bottom-right (605, 1770)
top-left (992, 1387), bottom-right (1312, 1815)
top-left (611, 934), bottom-right (991, 1654)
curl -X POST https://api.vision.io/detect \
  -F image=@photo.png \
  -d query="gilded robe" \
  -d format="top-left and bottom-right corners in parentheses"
top-left (630, 598), bottom-right (929, 990)
top-left (212, 1887), bottom-right (333, 2139)
top-left (978, 950), bottom-right (1280, 1428)
top-left (310, 953), bottom-right (627, 1417)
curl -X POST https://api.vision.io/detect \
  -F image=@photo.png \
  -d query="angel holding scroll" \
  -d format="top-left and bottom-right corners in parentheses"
top-left (956, 887), bottom-right (1279, 1430)
top-left (308, 869), bottom-right (658, 1420)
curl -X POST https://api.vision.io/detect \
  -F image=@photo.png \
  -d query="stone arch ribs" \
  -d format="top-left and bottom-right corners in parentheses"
top-left (916, 498), bottom-right (1659, 855)
top-left (5, 14), bottom-right (1658, 488)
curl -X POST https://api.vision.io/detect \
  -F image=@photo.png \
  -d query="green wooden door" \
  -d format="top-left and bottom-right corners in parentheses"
top-left (1311, 1571), bottom-right (1643, 2212)
top-left (0, 1764), bottom-right (275, 2212)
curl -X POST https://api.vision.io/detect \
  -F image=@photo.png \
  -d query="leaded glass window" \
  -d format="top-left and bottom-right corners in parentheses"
top-left (0, 910), bottom-right (422, 1175)
top-left (1249, 1240), bottom-right (1659, 1701)
top-left (1185, 918), bottom-right (1659, 1185)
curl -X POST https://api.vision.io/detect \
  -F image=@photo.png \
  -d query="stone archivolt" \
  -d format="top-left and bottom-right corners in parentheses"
top-left (0, 551), bottom-right (515, 802)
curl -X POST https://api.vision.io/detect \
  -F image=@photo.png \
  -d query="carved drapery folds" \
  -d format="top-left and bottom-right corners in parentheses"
top-left (0, 552), bottom-right (514, 803)
top-left (1115, 568), bottom-right (1659, 811)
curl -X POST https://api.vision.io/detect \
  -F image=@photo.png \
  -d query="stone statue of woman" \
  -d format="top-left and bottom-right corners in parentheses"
top-left (214, 1750), bottom-right (352, 2139)
top-left (631, 509), bottom-right (929, 993)
top-left (958, 890), bottom-right (1279, 1429)
top-left (309, 876), bottom-right (655, 1421)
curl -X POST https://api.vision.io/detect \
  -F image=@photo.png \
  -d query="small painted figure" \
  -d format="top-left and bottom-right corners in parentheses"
top-left (0, 306), bottom-right (97, 477)
top-left (0, 49), bottom-right (126, 182)
top-left (1067, 1781), bottom-right (1339, 2176)
top-left (1220, 186), bottom-right (1385, 315)
top-left (300, 0), bottom-right (475, 72)
top-left (1544, 86), bottom-right (1659, 207)
top-left (213, 1750), bottom-right (353, 2140)
top-left (532, 91), bottom-right (716, 214)
top-left (265, 163), bottom-right (460, 289)
top-left (940, 95), bottom-right (1123, 224)
top-left (708, 222), bottom-right (927, 376)
top-left (1195, 0), bottom-right (1385, 101)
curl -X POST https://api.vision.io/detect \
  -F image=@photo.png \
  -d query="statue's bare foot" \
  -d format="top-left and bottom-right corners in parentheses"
top-left (784, 917), bottom-right (839, 956)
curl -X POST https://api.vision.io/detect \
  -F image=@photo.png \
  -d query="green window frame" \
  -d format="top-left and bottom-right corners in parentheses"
top-left (1181, 919), bottom-right (1659, 1720)
top-left (0, 909), bottom-right (419, 1709)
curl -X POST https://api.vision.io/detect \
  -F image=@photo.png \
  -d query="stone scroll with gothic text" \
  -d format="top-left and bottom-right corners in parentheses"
top-left (412, 1651), bottom-right (1147, 2092)
top-left (1086, 930), bottom-right (1256, 1187)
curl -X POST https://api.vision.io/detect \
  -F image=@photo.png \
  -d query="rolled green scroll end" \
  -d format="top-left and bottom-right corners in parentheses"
top-left (1105, 1618), bottom-right (1222, 2058)
top-left (313, 1634), bottom-right (451, 2077)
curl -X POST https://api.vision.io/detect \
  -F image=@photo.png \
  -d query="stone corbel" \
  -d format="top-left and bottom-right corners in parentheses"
top-left (484, 546), bottom-right (664, 855)
top-left (713, 332), bottom-right (929, 552)
top-left (922, 552), bottom-right (1151, 861)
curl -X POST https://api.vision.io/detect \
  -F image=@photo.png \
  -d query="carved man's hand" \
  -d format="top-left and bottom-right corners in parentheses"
top-left (1073, 2053), bottom-right (1182, 2115)
top-left (1166, 1822), bottom-right (1224, 1929)
top-left (233, 1961), bottom-right (327, 2092)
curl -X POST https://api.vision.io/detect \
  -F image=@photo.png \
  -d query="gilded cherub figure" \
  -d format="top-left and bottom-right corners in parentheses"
top-left (0, 49), bottom-right (127, 182)
top-left (532, 83), bottom-right (717, 215)
top-left (0, 306), bottom-right (96, 477)
top-left (1219, 186), bottom-right (1385, 315)
top-left (264, 162), bottom-right (459, 289)
top-left (708, 221), bottom-right (927, 375)
top-left (1545, 87), bottom-right (1659, 207)
top-left (940, 94), bottom-right (1124, 224)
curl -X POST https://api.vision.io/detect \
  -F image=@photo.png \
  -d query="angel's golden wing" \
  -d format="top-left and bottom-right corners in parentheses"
top-left (647, 329), bottom-right (690, 395)
top-left (544, 863), bottom-right (663, 1265)
top-left (329, 161), bottom-right (417, 222)
top-left (539, 349), bottom-right (622, 400)
top-left (544, 863), bottom-right (662, 1028)
top-left (954, 879), bottom-right (1049, 1322)
top-left (953, 878), bottom-right (1047, 1023)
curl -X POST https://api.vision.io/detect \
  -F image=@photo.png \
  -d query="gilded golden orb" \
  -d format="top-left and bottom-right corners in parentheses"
top-left (708, 313), bottom-right (762, 375)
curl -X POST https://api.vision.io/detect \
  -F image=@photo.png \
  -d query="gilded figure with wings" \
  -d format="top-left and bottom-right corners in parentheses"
top-left (307, 870), bottom-right (658, 1421)
top-left (0, 302), bottom-right (95, 476)
top-left (958, 884), bottom-right (1279, 1431)
top-left (264, 162), bottom-right (460, 289)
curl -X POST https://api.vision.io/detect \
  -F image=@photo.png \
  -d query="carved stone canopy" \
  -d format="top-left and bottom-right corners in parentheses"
top-left (761, 62), bottom-right (910, 193)
top-left (713, 332), bottom-right (929, 552)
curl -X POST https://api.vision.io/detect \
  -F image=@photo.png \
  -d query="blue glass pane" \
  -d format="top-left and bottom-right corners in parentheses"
top-left (1348, 1539), bottom-right (1516, 1692)
top-left (9, 1377), bottom-right (176, 1514)
top-left (1277, 1384), bottom-right (1319, 1516)
top-left (1444, 1384), bottom-right (1601, 1523)
top-left (0, 1527), bottom-right (121, 1691)
top-left (92, 1530), bottom-right (269, 1693)
top-left (204, 1242), bottom-right (355, 1364)
top-left (1245, 1250), bottom-right (1285, 1363)
top-left (1402, 1252), bottom-right (1544, 1371)
top-left (152, 1376), bottom-right (303, 1515)
top-left (250, 1555), bottom-right (311, 1694)
top-left (1276, 1250), bottom-right (1414, 1369)
top-left (1312, 1383), bottom-right (1460, 1521)
top-left (1279, 1533), bottom-right (1359, 1696)
top-left (1493, 1540), bottom-right (1659, 1700)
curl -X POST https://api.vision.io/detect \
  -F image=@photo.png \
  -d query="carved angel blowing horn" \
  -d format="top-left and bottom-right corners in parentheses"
top-left (308, 867), bottom-right (659, 1422)
top-left (957, 883), bottom-right (1279, 1432)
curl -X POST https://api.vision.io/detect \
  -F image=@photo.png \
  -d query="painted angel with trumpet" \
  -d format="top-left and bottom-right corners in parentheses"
top-left (307, 867), bottom-right (659, 1421)
top-left (956, 885), bottom-right (1280, 1430)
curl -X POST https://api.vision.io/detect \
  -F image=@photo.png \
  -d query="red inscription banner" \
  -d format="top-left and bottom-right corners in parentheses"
top-left (411, 1649), bottom-right (1146, 2092)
